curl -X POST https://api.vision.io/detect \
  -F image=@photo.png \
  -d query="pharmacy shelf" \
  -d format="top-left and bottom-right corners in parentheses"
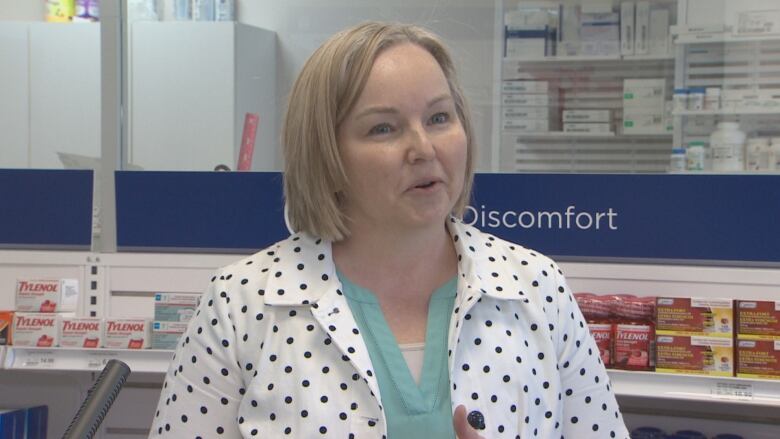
top-left (676, 33), bottom-right (780, 45)
top-left (609, 369), bottom-right (780, 408)
top-left (2, 346), bottom-right (174, 373)
top-left (504, 54), bottom-right (674, 63)
top-left (504, 131), bottom-right (672, 139)
top-left (674, 109), bottom-right (780, 116)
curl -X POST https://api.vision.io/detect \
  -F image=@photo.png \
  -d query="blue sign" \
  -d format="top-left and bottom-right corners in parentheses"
top-left (115, 171), bottom-right (288, 252)
top-left (0, 169), bottom-right (93, 249)
top-left (115, 171), bottom-right (780, 264)
top-left (468, 173), bottom-right (780, 264)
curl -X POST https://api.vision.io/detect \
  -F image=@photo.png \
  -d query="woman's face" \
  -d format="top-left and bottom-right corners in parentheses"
top-left (336, 43), bottom-right (468, 234)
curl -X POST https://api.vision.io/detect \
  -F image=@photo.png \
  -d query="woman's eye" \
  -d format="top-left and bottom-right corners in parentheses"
top-left (368, 123), bottom-right (392, 136)
top-left (429, 112), bottom-right (450, 125)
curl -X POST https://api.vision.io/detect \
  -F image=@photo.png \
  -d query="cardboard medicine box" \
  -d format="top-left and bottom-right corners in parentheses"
top-left (15, 279), bottom-right (79, 313)
top-left (154, 293), bottom-right (200, 323)
top-left (656, 297), bottom-right (733, 337)
top-left (736, 300), bottom-right (780, 338)
top-left (655, 334), bottom-right (734, 376)
top-left (736, 337), bottom-right (780, 379)
top-left (0, 311), bottom-right (12, 345)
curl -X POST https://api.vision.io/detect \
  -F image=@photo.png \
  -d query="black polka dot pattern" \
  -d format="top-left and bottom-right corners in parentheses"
top-left (150, 218), bottom-right (628, 438)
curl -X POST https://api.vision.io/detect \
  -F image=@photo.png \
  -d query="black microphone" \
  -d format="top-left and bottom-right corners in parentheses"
top-left (61, 359), bottom-right (131, 439)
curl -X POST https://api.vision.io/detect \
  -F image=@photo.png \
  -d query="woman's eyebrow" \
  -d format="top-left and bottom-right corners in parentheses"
top-left (354, 94), bottom-right (453, 120)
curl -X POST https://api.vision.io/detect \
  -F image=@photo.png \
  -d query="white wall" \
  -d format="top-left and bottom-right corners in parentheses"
top-left (0, 0), bottom-right (44, 21)
top-left (235, 0), bottom-right (499, 171)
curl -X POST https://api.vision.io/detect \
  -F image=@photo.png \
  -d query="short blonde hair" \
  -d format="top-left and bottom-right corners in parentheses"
top-left (282, 21), bottom-right (475, 241)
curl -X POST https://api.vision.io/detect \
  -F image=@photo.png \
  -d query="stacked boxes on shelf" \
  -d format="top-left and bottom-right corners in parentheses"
top-left (562, 110), bottom-right (612, 134)
top-left (576, 293), bottom-right (656, 371)
top-left (735, 300), bottom-right (780, 379)
top-left (152, 293), bottom-right (200, 350)
top-left (655, 297), bottom-right (735, 377)
top-left (10, 279), bottom-right (79, 348)
top-left (622, 78), bottom-right (671, 135)
top-left (504, 9), bottom-right (556, 59)
top-left (505, 1), bottom-right (672, 59)
top-left (501, 80), bottom-right (559, 133)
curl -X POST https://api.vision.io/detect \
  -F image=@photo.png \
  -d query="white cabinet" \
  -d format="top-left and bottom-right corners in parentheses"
top-left (0, 22), bottom-right (101, 169)
top-left (128, 22), bottom-right (277, 171)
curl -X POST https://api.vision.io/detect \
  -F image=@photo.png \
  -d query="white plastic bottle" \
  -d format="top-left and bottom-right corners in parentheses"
top-left (669, 148), bottom-right (687, 172)
top-left (710, 122), bottom-right (746, 172)
top-left (686, 141), bottom-right (706, 171)
top-left (770, 138), bottom-right (780, 171)
top-left (745, 138), bottom-right (769, 171)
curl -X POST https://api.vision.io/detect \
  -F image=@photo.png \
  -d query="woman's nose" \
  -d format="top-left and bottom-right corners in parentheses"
top-left (406, 124), bottom-right (436, 162)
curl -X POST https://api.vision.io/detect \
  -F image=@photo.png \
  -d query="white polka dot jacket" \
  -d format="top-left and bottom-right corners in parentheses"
top-left (151, 217), bottom-right (630, 438)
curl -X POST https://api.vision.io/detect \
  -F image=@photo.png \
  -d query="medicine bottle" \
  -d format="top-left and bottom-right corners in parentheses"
top-left (686, 141), bottom-right (706, 171)
top-left (710, 122), bottom-right (745, 172)
top-left (673, 88), bottom-right (688, 112)
top-left (669, 148), bottom-right (686, 172)
top-left (704, 87), bottom-right (721, 110)
top-left (770, 138), bottom-right (780, 171)
top-left (688, 87), bottom-right (706, 111)
top-left (745, 138), bottom-right (770, 171)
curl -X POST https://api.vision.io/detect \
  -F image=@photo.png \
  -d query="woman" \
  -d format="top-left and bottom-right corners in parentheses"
top-left (150, 22), bottom-right (629, 438)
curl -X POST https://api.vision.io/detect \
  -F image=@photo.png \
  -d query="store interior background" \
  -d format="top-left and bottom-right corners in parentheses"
top-left (1, 0), bottom-right (780, 438)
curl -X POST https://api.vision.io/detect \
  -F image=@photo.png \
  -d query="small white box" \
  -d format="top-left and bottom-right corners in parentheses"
top-left (15, 279), bottom-right (79, 313)
top-left (104, 318), bottom-right (151, 349)
top-left (623, 78), bottom-right (666, 109)
top-left (620, 2), bottom-right (635, 56)
top-left (503, 106), bottom-right (551, 120)
top-left (634, 1), bottom-right (650, 54)
top-left (152, 321), bottom-right (190, 350)
top-left (502, 80), bottom-right (549, 94)
top-left (563, 123), bottom-right (612, 134)
top-left (563, 110), bottom-right (611, 123)
top-left (59, 317), bottom-right (103, 348)
top-left (649, 9), bottom-right (670, 55)
top-left (502, 119), bottom-right (550, 132)
top-left (737, 10), bottom-right (780, 36)
top-left (502, 93), bottom-right (555, 107)
top-left (623, 112), bottom-right (665, 134)
top-left (12, 313), bottom-right (58, 347)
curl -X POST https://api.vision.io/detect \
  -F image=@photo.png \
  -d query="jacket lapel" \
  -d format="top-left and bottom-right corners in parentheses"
top-left (263, 233), bottom-right (383, 408)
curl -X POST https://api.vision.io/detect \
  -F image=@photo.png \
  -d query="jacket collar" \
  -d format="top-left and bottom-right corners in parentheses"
top-left (262, 217), bottom-right (532, 307)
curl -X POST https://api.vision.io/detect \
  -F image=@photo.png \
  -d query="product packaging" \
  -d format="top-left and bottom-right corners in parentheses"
top-left (154, 293), bottom-right (200, 322)
top-left (502, 80), bottom-right (549, 94)
top-left (736, 337), bottom-right (780, 379)
top-left (58, 317), bottom-right (103, 348)
top-left (502, 93), bottom-right (557, 107)
top-left (562, 110), bottom-right (611, 123)
top-left (620, 2), bottom-right (635, 56)
top-left (0, 311), bottom-right (13, 345)
top-left (633, 1), bottom-right (649, 54)
top-left (656, 334), bottom-right (734, 376)
top-left (12, 313), bottom-right (58, 347)
top-left (103, 318), bottom-right (151, 349)
top-left (152, 321), bottom-right (189, 350)
top-left (15, 279), bottom-right (79, 313)
top-left (563, 123), bottom-right (611, 134)
top-left (656, 297), bottom-right (734, 337)
top-left (736, 300), bottom-right (780, 338)
top-left (46, 0), bottom-right (75, 22)
top-left (648, 8), bottom-right (670, 55)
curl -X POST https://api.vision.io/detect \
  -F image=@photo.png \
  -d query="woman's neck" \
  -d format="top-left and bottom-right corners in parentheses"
top-left (332, 220), bottom-right (457, 293)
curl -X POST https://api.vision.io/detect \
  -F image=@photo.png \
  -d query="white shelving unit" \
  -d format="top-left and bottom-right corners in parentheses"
top-left (2, 346), bottom-right (174, 374)
top-left (496, 1), bottom-right (678, 174)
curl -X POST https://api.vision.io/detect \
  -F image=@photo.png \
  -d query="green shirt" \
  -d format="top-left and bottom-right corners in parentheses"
top-left (338, 273), bottom-right (457, 439)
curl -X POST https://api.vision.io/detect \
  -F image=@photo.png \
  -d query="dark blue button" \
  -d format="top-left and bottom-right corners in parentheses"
top-left (467, 410), bottom-right (485, 430)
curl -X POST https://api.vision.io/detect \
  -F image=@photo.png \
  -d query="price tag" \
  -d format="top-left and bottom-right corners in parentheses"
top-left (711, 382), bottom-right (753, 401)
top-left (86, 351), bottom-right (118, 370)
top-left (21, 350), bottom-right (56, 369)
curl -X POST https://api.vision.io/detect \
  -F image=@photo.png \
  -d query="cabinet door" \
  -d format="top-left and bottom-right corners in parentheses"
top-left (0, 23), bottom-right (30, 168)
top-left (29, 23), bottom-right (101, 169)
top-left (129, 22), bottom-right (235, 171)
